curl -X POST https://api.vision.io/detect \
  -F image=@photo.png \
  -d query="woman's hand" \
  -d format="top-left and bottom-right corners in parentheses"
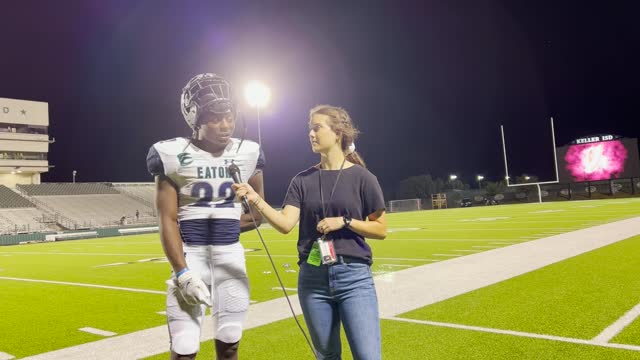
top-left (232, 183), bottom-right (261, 206)
top-left (316, 217), bottom-right (345, 235)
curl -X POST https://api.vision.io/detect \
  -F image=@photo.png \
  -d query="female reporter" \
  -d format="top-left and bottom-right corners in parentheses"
top-left (232, 105), bottom-right (386, 360)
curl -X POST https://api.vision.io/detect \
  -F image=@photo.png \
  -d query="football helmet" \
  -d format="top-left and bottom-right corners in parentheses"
top-left (180, 73), bottom-right (235, 130)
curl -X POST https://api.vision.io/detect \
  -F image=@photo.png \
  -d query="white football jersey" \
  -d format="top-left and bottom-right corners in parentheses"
top-left (147, 137), bottom-right (264, 245)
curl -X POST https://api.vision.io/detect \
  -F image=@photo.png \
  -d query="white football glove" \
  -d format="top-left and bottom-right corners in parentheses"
top-left (176, 269), bottom-right (212, 307)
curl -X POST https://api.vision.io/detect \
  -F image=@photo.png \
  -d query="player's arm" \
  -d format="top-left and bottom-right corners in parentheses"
top-left (155, 174), bottom-right (212, 307)
top-left (233, 183), bottom-right (300, 234)
top-left (240, 170), bottom-right (264, 232)
top-left (155, 175), bottom-right (187, 273)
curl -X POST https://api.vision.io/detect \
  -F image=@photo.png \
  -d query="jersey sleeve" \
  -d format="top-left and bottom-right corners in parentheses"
top-left (256, 147), bottom-right (266, 170)
top-left (146, 145), bottom-right (165, 176)
top-left (361, 171), bottom-right (386, 216)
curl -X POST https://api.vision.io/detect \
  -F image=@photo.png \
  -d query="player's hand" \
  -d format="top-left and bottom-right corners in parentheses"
top-left (232, 183), bottom-right (260, 206)
top-left (316, 217), bottom-right (345, 235)
top-left (176, 270), bottom-right (212, 307)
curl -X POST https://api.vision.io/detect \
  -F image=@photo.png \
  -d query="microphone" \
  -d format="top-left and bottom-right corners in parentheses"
top-left (228, 163), bottom-right (251, 213)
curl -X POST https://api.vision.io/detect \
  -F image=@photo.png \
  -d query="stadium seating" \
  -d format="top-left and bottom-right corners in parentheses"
top-left (0, 208), bottom-right (53, 235)
top-left (0, 185), bottom-right (35, 208)
top-left (32, 194), bottom-right (155, 229)
top-left (17, 183), bottom-right (120, 196)
top-left (4, 183), bottom-right (157, 231)
top-left (112, 183), bottom-right (155, 206)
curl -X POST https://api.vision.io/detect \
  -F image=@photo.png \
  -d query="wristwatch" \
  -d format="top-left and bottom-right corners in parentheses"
top-left (342, 215), bottom-right (352, 228)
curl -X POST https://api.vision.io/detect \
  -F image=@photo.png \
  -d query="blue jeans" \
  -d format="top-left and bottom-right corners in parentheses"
top-left (298, 261), bottom-right (381, 360)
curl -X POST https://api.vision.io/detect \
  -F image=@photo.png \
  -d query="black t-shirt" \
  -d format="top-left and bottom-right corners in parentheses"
top-left (282, 164), bottom-right (386, 264)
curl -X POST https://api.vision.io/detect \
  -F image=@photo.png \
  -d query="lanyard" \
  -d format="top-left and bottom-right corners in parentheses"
top-left (319, 158), bottom-right (346, 219)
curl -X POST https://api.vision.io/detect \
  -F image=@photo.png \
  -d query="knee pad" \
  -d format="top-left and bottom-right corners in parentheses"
top-left (171, 333), bottom-right (200, 356)
top-left (216, 323), bottom-right (243, 344)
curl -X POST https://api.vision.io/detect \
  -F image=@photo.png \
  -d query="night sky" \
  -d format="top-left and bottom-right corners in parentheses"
top-left (1, 1), bottom-right (639, 203)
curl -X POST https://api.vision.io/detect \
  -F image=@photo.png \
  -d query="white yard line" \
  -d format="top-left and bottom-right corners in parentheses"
top-left (385, 317), bottom-right (640, 352)
top-left (246, 254), bottom-right (439, 262)
top-left (0, 352), bottom-right (15, 360)
top-left (432, 254), bottom-right (462, 257)
top-left (20, 216), bottom-right (640, 360)
top-left (378, 264), bottom-right (412, 268)
top-left (0, 277), bottom-right (165, 295)
top-left (94, 263), bottom-right (129, 268)
top-left (0, 252), bottom-right (164, 256)
top-left (79, 328), bottom-right (117, 337)
top-left (592, 302), bottom-right (640, 344)
top-left (271, 287), bottom-right (297, 292)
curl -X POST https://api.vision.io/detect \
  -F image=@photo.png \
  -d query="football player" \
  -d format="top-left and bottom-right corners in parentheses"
top-left (147, 73), bottom-right (264, 360)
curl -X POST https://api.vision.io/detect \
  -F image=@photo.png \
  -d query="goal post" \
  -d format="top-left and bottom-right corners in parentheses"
top-left (500, 117), bottom-right (560, 203)
top-left (388, 198), bottom-right (421, 212)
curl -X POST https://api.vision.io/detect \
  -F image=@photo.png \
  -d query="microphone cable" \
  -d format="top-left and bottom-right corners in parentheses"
top-left (230, 165), bottom-right (317, 359)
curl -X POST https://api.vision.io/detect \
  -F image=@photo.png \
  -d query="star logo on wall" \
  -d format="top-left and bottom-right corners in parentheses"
top-left (20, 109), bottom-right (27, 115)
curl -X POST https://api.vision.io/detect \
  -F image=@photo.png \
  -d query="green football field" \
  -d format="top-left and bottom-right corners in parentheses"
top-left (1, 198), bottom-right (640, 359)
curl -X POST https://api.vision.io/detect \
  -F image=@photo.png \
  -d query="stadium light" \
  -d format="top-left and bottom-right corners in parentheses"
top-left (244, 81), bottom-right (271, 147)
top-left (73, 170), bottom-right (77, 183)
top-left (524, 175), bottom-right (531, 181)
top-left (449, 174), bottom-right (457, 181)
top-left (476, 175), bottom-right (484, 181)
top-left (244, 81), bottom-right (271, 109)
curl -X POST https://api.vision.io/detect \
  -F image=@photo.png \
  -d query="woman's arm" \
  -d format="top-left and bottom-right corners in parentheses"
top-left (240, 170), bottom-right (264, 232)
top-left (232, 183), bottom-right (300, 234)
top-left (316, 209), bottom-right (387, 240)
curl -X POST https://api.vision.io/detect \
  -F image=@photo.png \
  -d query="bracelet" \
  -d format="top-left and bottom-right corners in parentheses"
top-left (252, 197), bottom-right (265, 212)
top-left (176, 267), bottom-right (189, 277)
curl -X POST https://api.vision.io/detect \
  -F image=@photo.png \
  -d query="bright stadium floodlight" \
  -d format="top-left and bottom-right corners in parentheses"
top-left (244, 81), bottom-right (271, 108)
top-left (449, 174), bottom-right (458, 180)
top-left (244, 81), bottom-right (271, 146)
top-left (476, 175), bottom-right (484, 181)
top-left (524, 175), bottom-right (531, 181)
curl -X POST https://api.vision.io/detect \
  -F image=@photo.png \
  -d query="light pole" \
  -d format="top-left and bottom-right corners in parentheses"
top-left (449, 174), bottom-right (458, 190)
top-left (476, 175), bottom-right (484, 189)
top-left (244, 81), bottom-right (271, 147)
top-left (72, 170), bottom-right (77, 183)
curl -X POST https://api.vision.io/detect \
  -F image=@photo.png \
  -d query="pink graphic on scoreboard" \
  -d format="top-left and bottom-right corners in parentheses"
top-left (564, 140), bottom-right (628, 181)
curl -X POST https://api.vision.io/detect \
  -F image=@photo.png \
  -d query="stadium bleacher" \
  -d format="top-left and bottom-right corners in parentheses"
top-left (17, 183), bottom-right (120, 196)
top-left (33, 194), bottom-right (155, 228)
top-left (0, 208), bottom-right (54, 235)
top-left (112, 183), bottom-right (155, 207)
top-left (7, 183), bottom-right (157, 231)
top-left (0, 185), bottom-right (36, 208)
